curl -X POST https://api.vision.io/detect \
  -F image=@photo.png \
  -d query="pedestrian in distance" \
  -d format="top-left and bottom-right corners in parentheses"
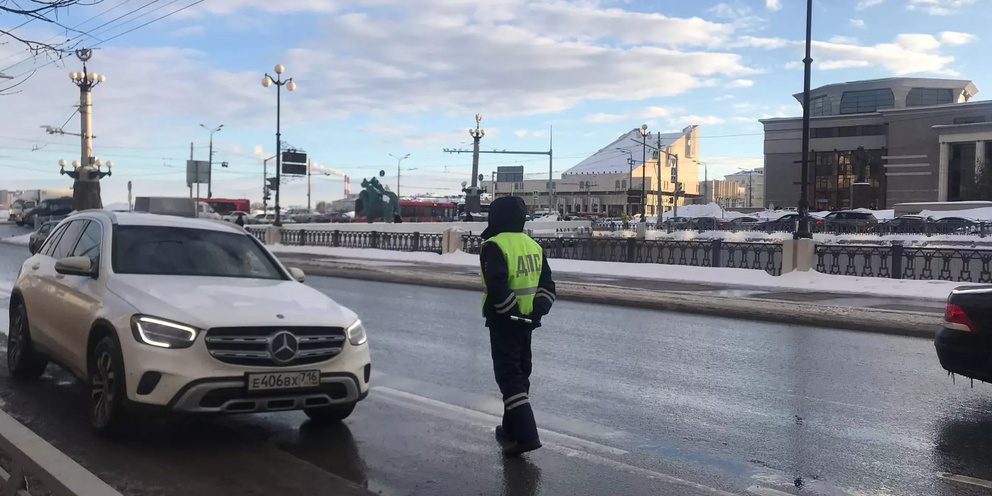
top-left (235, 214), bottom-right (246, 227)
top-left (480, 196), bottom-right (556, 457)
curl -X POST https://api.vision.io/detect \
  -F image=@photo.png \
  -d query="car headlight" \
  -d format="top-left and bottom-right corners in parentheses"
top-left (347, 319), bottom-right (367, 346)
top-left (130, 316), bottom-right (199, 349)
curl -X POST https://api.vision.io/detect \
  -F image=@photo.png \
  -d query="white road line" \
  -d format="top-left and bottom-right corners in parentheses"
top-left (372, 386), bottom-right (737, 496)
top-left (937, 472), bottom-right (992, 489)
top-left (746, 486), bottom-right (797, 496)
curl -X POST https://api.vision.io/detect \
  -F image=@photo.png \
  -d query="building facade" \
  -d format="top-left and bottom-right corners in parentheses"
top-left (761, 77), bottom-right (991, 209)
top-left (724, 169), bottom-right (764, 208)
top-left (703, 179), bottom-right (746, 208)
top-left (491, 125), bottom-right (701, 216)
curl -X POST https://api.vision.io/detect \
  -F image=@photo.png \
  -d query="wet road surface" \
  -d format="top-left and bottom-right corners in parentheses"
top-left (0, 239), bottom-right (990, 495)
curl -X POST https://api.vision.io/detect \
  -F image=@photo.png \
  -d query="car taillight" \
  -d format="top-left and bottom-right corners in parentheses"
top-left (944, 303), bottom-right (977, 332)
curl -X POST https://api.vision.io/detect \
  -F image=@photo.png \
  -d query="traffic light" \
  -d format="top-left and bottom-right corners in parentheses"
top-left (263, 188), bottom-right (271, 202)
top-left (266, 177), bottom-right (279, 191)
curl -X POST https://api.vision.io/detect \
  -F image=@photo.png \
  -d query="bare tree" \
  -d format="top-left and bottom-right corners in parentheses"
top-left (965, 160), bottom-right (992, 201)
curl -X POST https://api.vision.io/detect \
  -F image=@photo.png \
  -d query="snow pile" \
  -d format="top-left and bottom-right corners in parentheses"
top-left (917, 207), bottom-right (992, 221)
top-left (104, 203), bottom-right (129, 212)
top-left (531, 213), bottom-right (561, 222)
top-left (269, 245), bottom-right (971, 300)
top-left (3, 234), bottom-right (31, 246)
top-left (661, 203), bottom-right (749, 220)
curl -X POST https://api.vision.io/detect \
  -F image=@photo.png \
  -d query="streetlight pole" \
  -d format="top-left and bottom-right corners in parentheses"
top-left (65, 48), bottom-right (108, 210)
top-left (390, 153), bottom-right (410, 198)
top-left (262, 64), bottom-right (297, 227)
top-left (699, 162), bottom-right (709, 204)
top-left (615, 147), bottom-right (634, 217)
top-left (200, 123), bottom-right (223, 198)
top-left (466, 114), bottom-right (485, 216)
top-left (795, 0), bottom-right (814, 239)
top-left (639, 124), bottom-right (648, 222)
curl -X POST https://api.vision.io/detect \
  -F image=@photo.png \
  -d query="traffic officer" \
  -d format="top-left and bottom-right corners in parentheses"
top-left (480, 195), bottom-right (556, 457)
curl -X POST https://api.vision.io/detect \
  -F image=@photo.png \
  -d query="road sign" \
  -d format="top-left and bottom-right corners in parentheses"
top-left (186, 160), bottom-right (209, 186)
top-left (281, 151), bottom-right (307, 175)
top-left (379, 170), bottom-right (386, 177)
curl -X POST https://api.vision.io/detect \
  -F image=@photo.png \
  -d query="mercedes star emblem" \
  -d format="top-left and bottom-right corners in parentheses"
top-left (269, 331), bottom-right (299, 364)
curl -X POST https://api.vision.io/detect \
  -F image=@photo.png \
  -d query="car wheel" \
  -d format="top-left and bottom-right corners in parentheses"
top-left (7, 302), bottom-right (49, 380)
top-left (89, 336), bottom-right (129, 434)
top-left (304, 402), bottom-right (356, 424)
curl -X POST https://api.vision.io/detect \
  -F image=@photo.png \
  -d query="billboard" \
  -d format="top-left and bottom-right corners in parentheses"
top-left (186, 160), bottom-right (209, 186)
top-left (496, 166), bottom-right (524, 183)
top-left (282, 151), bottom-right (308, 175)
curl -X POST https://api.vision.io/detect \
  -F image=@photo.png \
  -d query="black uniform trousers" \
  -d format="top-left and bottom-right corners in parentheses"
top-left (489, 321), bottom-right (539, 444)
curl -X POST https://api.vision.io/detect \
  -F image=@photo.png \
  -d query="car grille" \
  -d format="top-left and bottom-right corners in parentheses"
top-left (204, 326), bottom-right (347, 367)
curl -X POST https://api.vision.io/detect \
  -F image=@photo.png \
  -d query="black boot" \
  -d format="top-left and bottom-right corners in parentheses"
top-left (502, 438), bottom-right (542, 457)
top-left (495, 425), bottom-right (512, 446)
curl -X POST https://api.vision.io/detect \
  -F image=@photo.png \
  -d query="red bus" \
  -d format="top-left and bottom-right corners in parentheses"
top-left (353, 200), bottom-right (456, 222)
top-left (196, 198), bottom-right (250, 216)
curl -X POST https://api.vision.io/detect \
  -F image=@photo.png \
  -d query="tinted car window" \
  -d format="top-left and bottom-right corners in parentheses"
top-left (71, 221), bottom-right (102, 264)
top-left (38, 222), bottom-right (56, 235)
top-left (112, 226), bottom-right (285, 280)
top-left (40, 224), bottom-right (68, 256)
top-left (50, 220), bottom-right (86, 260)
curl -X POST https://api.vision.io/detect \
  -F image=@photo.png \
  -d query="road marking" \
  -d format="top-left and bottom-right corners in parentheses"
top-left (372, 386), bottom-right (737, 496)
top-left (938, 472), bottom-right (992, 489)
top-left (746, 486), bottom-right (797, 496)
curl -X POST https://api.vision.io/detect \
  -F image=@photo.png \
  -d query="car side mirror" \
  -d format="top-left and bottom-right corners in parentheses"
top-left (287, 267), bottom-right (306, 283)
top-left (55, 256), bottom-right (96, 278)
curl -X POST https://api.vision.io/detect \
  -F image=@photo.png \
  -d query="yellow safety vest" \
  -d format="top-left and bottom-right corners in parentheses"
top-left (481, 232), bottom-right (544, 317)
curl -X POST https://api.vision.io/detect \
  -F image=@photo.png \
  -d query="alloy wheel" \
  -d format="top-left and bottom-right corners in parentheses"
top-left (91, 351), bottom-right (115, 426)
top-left (7, 309), bottom-right (23, 368)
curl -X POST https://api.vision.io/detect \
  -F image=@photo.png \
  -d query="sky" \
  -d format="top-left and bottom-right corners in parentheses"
top-left (0, 0), bottom-right (989, 207)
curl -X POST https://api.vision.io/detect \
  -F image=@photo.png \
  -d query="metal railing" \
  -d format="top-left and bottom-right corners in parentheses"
top-left (594, 219), bottom-right (992, 237)
top-left (462, 235), bottom-right (783, 275)
top-left (0, 409), bottom-right (121, 496)
top-left (815, 243), bottom-right (992, 282)
top-left (277, 229), bottom-right (444, 254)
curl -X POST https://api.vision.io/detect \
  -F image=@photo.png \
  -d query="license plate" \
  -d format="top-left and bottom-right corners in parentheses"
top-left (246, 370), bottom-right (321, 392)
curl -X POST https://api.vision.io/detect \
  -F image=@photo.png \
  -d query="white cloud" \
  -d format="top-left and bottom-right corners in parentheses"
top-left (726, 79), bottom-right (754, 88)
top-left (856, 0), bottom-right (885, 9)
top-left (699, 156), bottom-right (764, 178)
top-left (715, 95), bottom-right (735, 101)
top-left (811, 34), bottom-right (962, 75)
top-left (584, 106), bottom-right (678, 124)
top-left (939, 31), bottom-right (978, 45)
top-left (512, 129), bottom-right (547, 138)
top-left (674, 115), bottom-right (726, 125)
top-left (849, 18), bottom-right (867, 28)
top-left (908, 0), bottom-right (976, 15)
top-left (708, 2), bottom-right (752, 19)
top-left (171, 25), bottom-right (205, 37)
top-left (766, 0), bottom-right (782, 11)
top-left (829, 35), bottom-right (859, 44)
top-left (731, 36), bottom-right (789, 49)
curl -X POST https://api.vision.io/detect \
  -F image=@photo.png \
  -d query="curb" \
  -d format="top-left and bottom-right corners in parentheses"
top-left (279, 257), bottom-right (941, 339)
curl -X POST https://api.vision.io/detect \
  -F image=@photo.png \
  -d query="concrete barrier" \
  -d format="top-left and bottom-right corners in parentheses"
top-left (0, 408), bottom-right (121, 495)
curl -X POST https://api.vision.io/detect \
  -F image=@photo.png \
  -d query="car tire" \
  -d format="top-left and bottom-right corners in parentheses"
top-left (304, 402), bottom-right (356, 424)
top-left (89, 336), bottom-right (129, 435)
top-left (7, 302), bottom-right (49, 380)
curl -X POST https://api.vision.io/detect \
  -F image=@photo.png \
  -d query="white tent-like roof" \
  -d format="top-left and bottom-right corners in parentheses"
top-left (564, 128), bottom-right (688, 175)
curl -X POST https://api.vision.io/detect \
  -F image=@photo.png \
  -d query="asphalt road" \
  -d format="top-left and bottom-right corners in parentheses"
top-left (0, 234), bottom-right (990, 495)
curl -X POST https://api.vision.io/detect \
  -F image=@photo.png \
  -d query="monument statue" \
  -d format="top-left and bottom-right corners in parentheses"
top-left (358, 177), bottom-right (400, 223)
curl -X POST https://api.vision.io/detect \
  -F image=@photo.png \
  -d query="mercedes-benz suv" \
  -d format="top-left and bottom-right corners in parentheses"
top-left (7, 210), bottom-right (371, 434)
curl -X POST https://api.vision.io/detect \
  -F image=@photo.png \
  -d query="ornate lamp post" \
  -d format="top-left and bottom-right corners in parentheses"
top-left (795, 0), bottom-right (814, 239)
top-left (60, 158), bottom-right (112, 179)
top-left (638, 124), bottom-right (648, 222)
top-left (66, 48), bottom-right (108, 209)
top-left (262, 64), bottom-right (297, 226)
top-left (465, 114), bottom-right (486, 216)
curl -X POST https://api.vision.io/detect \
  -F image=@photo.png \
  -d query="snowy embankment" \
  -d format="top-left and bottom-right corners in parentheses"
top-left (270, 245), bottom-right (970, 301)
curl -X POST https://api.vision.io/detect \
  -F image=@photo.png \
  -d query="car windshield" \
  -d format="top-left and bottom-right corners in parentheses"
top-left (112, 225), bottom-right (285, 280)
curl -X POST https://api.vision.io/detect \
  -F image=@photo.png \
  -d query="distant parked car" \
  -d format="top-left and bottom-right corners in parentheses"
top-left (28, 220), bottom-right (59, 254)
top-left (759, 213), bottom-right (825, 232)
top-left (822, 211), bottom-right (878, 233)
top-left (690, 217), bottom-right (726, 231)
top-left (882, 215), bottom-right (927, 234)
top-left (661, 216), bottom-right (691, 229)
top-left (932, 217), bottom-right (977, 234)
top-left (727, 217), bottom-right (762, 230)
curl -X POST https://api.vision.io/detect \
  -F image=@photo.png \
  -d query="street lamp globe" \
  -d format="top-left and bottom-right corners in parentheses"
top-left (106, 161), bottom-right (113, 169)
top-left (95, 158), bottom-right (103, 166)
top-left (69, 72), bottom-right (76, 80)
top-left (87, 72), bottom-right (97, 82)
top-left (72, 160), bottom-right (80, 168)
top-left (262, 75), bottom-right (273, 87)
top-left (274, 64), bottom-right (285, 75)
top-left (98, 74), bottom-right (106, 83)
top-left (286, 80), bottom-right (297, 92)
top-left (58, 159), bottom-right (66, 167)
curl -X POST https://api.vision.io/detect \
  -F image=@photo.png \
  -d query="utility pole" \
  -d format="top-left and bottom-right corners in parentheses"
top-left (639, 124), bottom-right (648, 222)
top-left (795, 0), bottom-right (814, 239)
top-left (390, 153), bottom-right (410, 198)
top-left (548, 126), bottom-right (554, 213)
top-left (200, 124), bottom-right (223, 198)
top-left (189, 142), bottom-right (194, 198)
top-left (262, 64), bottom-right (297, 227)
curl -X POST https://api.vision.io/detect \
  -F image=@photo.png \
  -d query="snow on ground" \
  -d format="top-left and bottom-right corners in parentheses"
top-left (531, 213), bottom-right (561, 222)
top-left (2, 234), bottom-right (31, 246)
top-left (270, 245), bottom-right (971, 300)
top-left (918, 206), bottom-right (992, 221)
top-left (659, 203), bottom-right (749, 220)
top-left (0, 210), bottom-right (8, 220)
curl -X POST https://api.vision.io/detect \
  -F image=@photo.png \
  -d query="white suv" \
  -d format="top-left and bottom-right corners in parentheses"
top-left (7, 210), bottom-right (371, 434)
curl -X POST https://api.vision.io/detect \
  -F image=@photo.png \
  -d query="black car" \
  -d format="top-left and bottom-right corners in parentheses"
top-left (727, 217), bottom-right (762, 230)
top-left (23, 197), bottom-right (74, 227)
top-left (759, 213), bottom-right (825, 232)
top-left (822, 211), bottom-right (878, 233)
top-left (661, 216), bottom-right (691, 230)
top-left (28, 220), bottom-right (59, 254)
top-left (932, 216), bottom-right (977, 234)
top-left (690, 216), bottom-right (726, 231)
top-left (936, 287), bottom-right (992, 383)
top-left (881, 215), bottom-right (927, 234)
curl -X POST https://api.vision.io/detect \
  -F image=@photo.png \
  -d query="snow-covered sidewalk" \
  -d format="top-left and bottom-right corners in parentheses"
top-left (270, 245), bottom-right (973, 301)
